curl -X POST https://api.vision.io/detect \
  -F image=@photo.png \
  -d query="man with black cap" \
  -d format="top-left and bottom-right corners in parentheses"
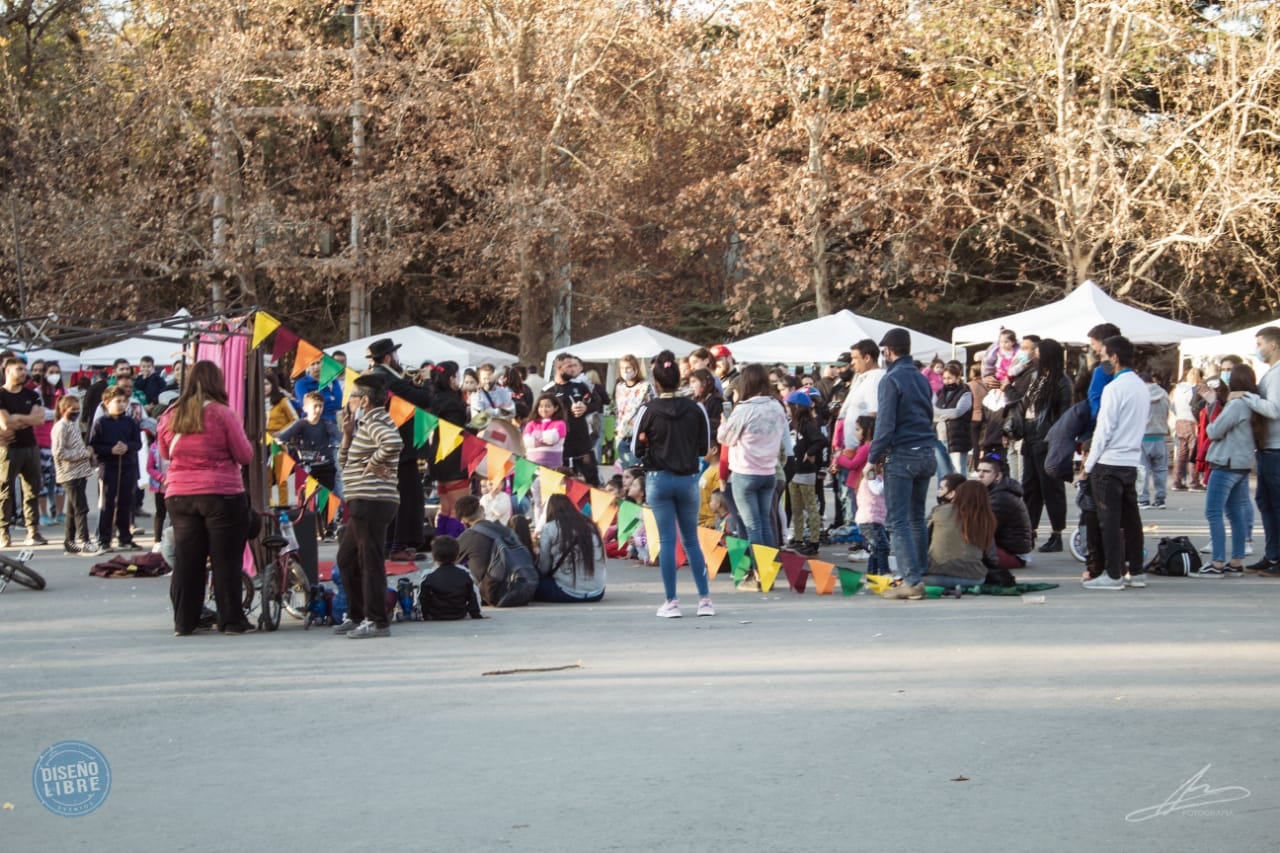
top-left (334, 372), bottom-right (403, 638)
top-left (867, 327), bottom-right (937, 600)
top-left (367, 337), bottom-right (433, 560)
top-left (547, 352), bottom-right (603, 485)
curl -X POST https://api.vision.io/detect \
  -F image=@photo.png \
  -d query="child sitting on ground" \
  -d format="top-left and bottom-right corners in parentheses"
top-left (418, 535), bottom-right (484, 620)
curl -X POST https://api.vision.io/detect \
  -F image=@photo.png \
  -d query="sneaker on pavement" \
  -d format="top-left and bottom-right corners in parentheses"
top-left (1151, 500), bottom-right (1166, 509)
top-left (656, 600), bottom-right (682, 618)
top-left (1137, 500), bottom-right (1151, 509)
top-left (1190, 565), bottom-right (1225, 578)
top-left (1246, 542), bottom-right (1255, 556)
top-left (1123, 572), bottom-right (1148, 588)
top-left (1083, 574), bottom-right (1125, 590)
top-left (1222, 564), bottom-right (1244, 578)
top-left (696, 597), bottom-right (715, 617)
top-left (347, 619), bottom-right (389, 638)
top-left (1258, 566), bottom-right (1280, 578)
top-left (24, 531), bottom-right (48, 546)
top-left (63, 542), bottom-right (81, 555)
top-left (333, 618), bottom-right (359, 635)
top-left (1199, 543), bottom-right (1212, 554)
top-left (847, 550), bottom-right (870, 562)
top-left (883, 582), bottom-right (925, 600)
top-left (1245, 558), bottom-right (1278, 573)
top-left (1038, 533), bottom-right (1063, 553)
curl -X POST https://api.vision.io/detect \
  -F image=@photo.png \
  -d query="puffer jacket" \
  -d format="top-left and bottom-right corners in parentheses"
top-left (988, 476), bottom-right (1034, 555)
top-left (1205, 396), bottom-right (1257, 470)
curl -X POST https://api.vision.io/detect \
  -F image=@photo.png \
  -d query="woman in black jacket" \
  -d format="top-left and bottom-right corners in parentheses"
top-left (1019, 339), bottom-right (1074, 552)
top-left (427, 361), bottom-right (470, 520)
top-left (633, 350), bottom-right (714, 619)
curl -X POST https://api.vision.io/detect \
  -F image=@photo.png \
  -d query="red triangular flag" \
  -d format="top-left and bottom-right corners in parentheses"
top-left (272, 328), bottom-right (300, 364)
top-left (779, 551), bottom-right (809, 593)
top-left (461, 434), bottom-right (487, 477)
top-left (565, 478), bottom-right (591, 510)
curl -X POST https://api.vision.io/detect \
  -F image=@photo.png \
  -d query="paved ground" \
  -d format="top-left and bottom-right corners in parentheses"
top-left (2, 487), bottom-right (1279, 852)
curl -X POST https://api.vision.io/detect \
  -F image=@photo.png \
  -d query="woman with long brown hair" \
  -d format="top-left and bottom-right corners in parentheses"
top-left (923, 480), bottom-right (997, 591)
top-left (535, 493), bottom-right (606, 602)
top-left (158, 360), bottom-right (256, 635)
top-left (1201, 363), bottom-right (1264, 576)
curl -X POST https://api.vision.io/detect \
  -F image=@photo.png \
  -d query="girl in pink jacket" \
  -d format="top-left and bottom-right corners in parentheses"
top-left (523, 394), bottom-right (568, 467)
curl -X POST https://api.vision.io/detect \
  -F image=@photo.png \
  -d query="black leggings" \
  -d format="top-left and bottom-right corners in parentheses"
top-left (1022, 441), bottom-right (1066, 532)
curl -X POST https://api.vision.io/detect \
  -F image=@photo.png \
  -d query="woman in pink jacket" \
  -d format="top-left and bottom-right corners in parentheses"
top-left (716, 364), bottom-right (793, 547)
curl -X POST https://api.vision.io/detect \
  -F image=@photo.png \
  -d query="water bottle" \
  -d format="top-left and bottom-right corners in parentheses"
top-left (396, 577), bottom-right (415, 621)
top-left (279, 511), bottom-right (300, 552)
top-left (330, 565), bottom-right (347, 624)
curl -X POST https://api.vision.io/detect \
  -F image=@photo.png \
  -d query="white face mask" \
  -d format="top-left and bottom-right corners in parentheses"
top-left (45, 373), bottom-right (60, 384)
top-left (621, 368), bottom-right (636, 381)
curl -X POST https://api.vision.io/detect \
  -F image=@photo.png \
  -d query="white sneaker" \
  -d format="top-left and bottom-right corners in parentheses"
top-left (1200, 543), bottom-right (1212, 554)
top-left (1123, 573), bottom-right (1148, 588)
top-left (847, 550), bottom-right (870, 562)
top-left (1083, 574), bottom-right (1125, 590)
top-left (1245, 542), bottom-right (1255, 556)
top-left (656, 600), bottom-right (682, 618)
top-left (696, 597), bottom-right (715, 617)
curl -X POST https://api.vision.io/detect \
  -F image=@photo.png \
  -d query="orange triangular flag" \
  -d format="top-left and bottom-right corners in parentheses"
top-left (752, 544), bottom-right (782, 592)
top-left (251, 312), bottom-right (281, 349)
top-left (435, 419), bottom-right (464, 463)
top-left (326, 495), bottom-right (341, 524)
top-left (486, 445), bottom-right (513, 483)
top-left (589, 488), bottom-right (617, 537)
top-left (697, 526), bottom-right (727, 580)
top-left (809, 560), bottom-right (836, 595)
top-left (388, 395), bottom-right (416, 427)
top-left (291, 340), bottom-right (323, 378)
top-left (642, 507), bottom-right (661, 562)
top-left (276, 453), bottom-right (296, 487)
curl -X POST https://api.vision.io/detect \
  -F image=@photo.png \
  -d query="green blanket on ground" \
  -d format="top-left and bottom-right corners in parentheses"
top-left (979, 582), bottom-right (1059, 596)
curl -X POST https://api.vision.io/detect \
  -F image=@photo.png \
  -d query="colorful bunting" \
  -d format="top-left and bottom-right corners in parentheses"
top-left (565, 478), bottom-right (591, 509)
top-left (617, 500), bottom-right (643, 543)
top-left (317, 354), bottom-right (344, 388)
top-left (271, 328), bottom-right (300, 364)
top-left (838, 568), bottom-right (864, 597)
top-left (753, 544), bottom-right (781, 592)
top-left (413, 409), bottom-right (438, 448)
top-left (779, 551), bottom-right (808, 594)
top-left (326, 493), bottom-right (341, 524)
top-left (275, 453), bottom-right (296, 487)
top-left (725, 536), bottom-right (751, 583)
top-left (809, 560), bottom-right (836, 595)
top-left (388, 395), bottom-right (417, 427)
top-left (435, 420), bottom-right (464, 463)
top-left (486, 445), bottom-right (513, 483)
top-left (303, 476), bottom-right (319, 500)
top-left (341, 368), bottom-right (361, 405)
top-left (461, 435), bottom-right (488, 477)
top-left (540, 467), bottom-right (566, 498)
top-left (315, 487), bottom-right (329, 516)
top-left (251, 312), bottom-right (281, 349)
top-left (696, 526), bottom-right (727, 580)
top-left (513, 457), bottom-right (538, 500)
top-left (291, 340), bottom-right (323, 378)
top-left (589, 488), bottom-right (617, 537)
top-left (642, 507), bottom-right (661, 563)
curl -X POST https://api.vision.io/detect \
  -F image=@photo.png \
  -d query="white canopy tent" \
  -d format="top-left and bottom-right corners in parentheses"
top-left (15, 347), bottom-right (82, 372)
top-left (729, 310), bottom-right (951, 364)
top-left (1178, 320), bottom-right (1277, 374)
top-left (330, 325), bottom-right (517, 369)
top-left (78, 309), bottom-right (193, 366)
top-left (541, 325), bottom-right (702, 380)
top-left (951, 280), bottom-right (1219, 347)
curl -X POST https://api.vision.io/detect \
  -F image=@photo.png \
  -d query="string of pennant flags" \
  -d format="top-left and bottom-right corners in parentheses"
top-left (252, 310), bottom-right (860, 595)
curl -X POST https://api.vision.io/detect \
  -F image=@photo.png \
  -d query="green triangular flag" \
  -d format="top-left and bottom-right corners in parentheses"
top-left (725, 536), bottom-right (752, 582)
top-left (315, 486), bottom-right (329, 516)
top-left (317, 354), bottom-right (344, 388)
top-left (414, 409), bottom-right (438, 448)
top-left (617, 501), bottom-right (643, 542)
top-left (269, 440), bottom-right (280, 459)
top-left (513, 457), bottom-right (538, 501)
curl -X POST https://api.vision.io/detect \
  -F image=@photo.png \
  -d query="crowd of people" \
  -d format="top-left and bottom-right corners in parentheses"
top-left (6, 318), bottom-right (1279, 636)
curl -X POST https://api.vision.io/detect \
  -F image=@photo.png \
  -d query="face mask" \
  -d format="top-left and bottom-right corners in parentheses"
top-left (558, 371), bottom-right (571, 383)
top-left (1255, 350), bottom-right (1267, 364)
top-left (621, 368), bottom-right (636, 381)
top-left (46, 373), bottom-right (60, 384)
top-left (1221, 370), bottom-right (1232, 385)
top-left (67, 411), bottom-right (80, 422)
top-left (839, 369), bottom-right (853, 382)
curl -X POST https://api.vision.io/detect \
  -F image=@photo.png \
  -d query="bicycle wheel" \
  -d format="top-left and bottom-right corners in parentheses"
top-left (0, 555), bottom-right (46, 590)
top-left (283, 557), bottom-right (310, 620)
top-left (241, 570), bottom-right (256, 612)
top-left (260, 564), bottom-right (282, 632)
top-left (1070, 526), bottom-right (1088, 563)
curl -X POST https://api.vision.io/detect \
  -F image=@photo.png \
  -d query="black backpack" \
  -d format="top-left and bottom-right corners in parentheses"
top-left (469, 521), bottom-right (539, 607)
top-left (1144, 536), bottom-right (1202, 577)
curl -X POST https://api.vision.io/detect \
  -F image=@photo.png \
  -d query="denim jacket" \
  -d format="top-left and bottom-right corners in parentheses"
top-left (868, 357), bottom-right (937, 465)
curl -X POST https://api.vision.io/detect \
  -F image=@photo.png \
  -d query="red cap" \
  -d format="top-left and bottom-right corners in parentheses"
top-left (710, 344), bottom-right (732, 359)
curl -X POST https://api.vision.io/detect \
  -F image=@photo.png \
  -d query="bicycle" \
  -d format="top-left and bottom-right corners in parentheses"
top-left (257, 506), bottom-right (311, 632)
top-left (0, 549), bottom-right (45, 592)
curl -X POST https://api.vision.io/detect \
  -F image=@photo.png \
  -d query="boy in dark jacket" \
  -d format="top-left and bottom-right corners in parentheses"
top-left (976, 452), bottom-right (1033, 567)
top-left (419, 535), bottom-right (484, 620)
top-left (88, 387), bottom-right (142, 550)
top-left (785, 391), bottom-right (826, 555)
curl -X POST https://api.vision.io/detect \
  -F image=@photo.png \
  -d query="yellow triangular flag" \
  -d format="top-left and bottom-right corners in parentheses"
top-left (642, 506), bottom-right (661, 563)
top-left (251, 312), bottom-right (281, 349)
top-left (809, 560), bottom-right (836, 595)
top-left (388, 395), bottom-right (416, 427)
top-left (291, 340), bottom-right (323, 378)
top-left (697, 526), bottom-right (727, 580)
top-left (303, 476), bottom-right (319, 500)
top-left (435, 419), bottom-right (464, 463)
top-left (752, 544), bottom-right (781, 592)
top-left (341, 368), bottom-right (361, 405)
top-left (539, 466), bottom-right (565, 497)
top-left (486, 445), bottom-right (513, 483)
top-left (589, 488), bottom-right (617, 537)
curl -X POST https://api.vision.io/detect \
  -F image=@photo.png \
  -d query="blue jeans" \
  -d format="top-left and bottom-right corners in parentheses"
top-left (1206, 467), bottom-right (1250, 564)
top-left (933, 439), bottom-right (956, 485)
top-left (646, 470), bottom-right (710, 601)
top-left (1139, 438), bottom-right (1168, 504)
top-left (1256, 450), bottom-right (1280, 560)
top-left (615, 438), bottom-right (640, 470)
top-left (534, 575), bottom-right (604, 603)
top-left (732, 472), bottom-right (778, 547)
top-left (883, 445), bottom-right (936, 585)
top-left (858, 522), bottom-right (890, 576)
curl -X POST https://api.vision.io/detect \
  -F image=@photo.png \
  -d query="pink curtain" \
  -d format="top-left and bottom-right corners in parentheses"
top-left (196, 321), bottom-right (249, 414)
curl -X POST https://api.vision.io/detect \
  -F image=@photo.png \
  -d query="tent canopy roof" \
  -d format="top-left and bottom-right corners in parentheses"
top-left (951, 281), bottom-right (1218, 346)
top-left (330, 325), bottom-right (517, 370)
top-left (729, 310), bottom-right (950, 364)
top-left (77, 309), bottom-right (193, 365)
top-left (542, 325), bottom-right (701, 378)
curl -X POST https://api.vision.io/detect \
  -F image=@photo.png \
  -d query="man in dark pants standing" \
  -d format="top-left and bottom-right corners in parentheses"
top-left (546, 353), bottom-right (603, 485)
top-left (0, 357), bottom-right (48, 548)
top-left (867, 329), bottom-right (937, 601)
top-left (1082, 336), bottom-right (1148, 590)
top-left (367, 338), bottom-right (432, 560)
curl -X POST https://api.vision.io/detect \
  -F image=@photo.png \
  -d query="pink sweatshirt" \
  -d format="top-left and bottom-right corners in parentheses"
top-left (158, 403), bottom-right (254, 497)
top-left (523, 418), bottom-right (567, 467)
top-left (835, 442), bottom-right (871, 491)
